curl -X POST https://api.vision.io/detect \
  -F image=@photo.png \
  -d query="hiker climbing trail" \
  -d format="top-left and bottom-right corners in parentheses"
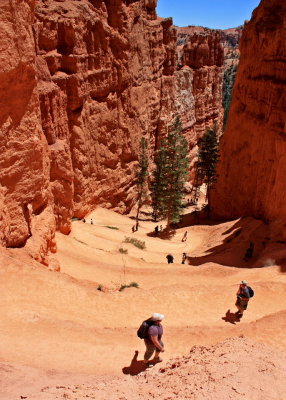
top-left (1, 208), bottom-right (286, 381)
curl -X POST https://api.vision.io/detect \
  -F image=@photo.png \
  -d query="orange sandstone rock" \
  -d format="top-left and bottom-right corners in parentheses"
top-left (210, 0), bottom-right (286, 226)
top-left (175, 26), bottom-right (224, 174)
top-left (0, 0), bottom-right (56, 262)
top-left (0, 0), bottom-right (225, 260)
top-left (34, 0), bottom-right (177, 218)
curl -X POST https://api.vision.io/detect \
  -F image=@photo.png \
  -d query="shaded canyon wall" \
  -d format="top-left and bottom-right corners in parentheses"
top-left (210, 0), bottom-right (286, 229)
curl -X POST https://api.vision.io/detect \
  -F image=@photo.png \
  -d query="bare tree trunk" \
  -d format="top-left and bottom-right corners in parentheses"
top-left (206, 184), bottom-right (210, 220)
top-left (135, 194), bottom-right (142, 224)
top-left (166, 210), bottom-right (171, 231)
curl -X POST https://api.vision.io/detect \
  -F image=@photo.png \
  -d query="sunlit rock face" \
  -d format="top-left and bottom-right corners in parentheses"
top-left (210, 0), bottom-right (286, 228)
top-left (0, 0), bottom-right (56, 263)
top-left (0, 0), bottom-right (177, 260)
top-left (34, 0), bottom-right (177, 218)
top-left (221, 27), bottom-right (243, 68)
top-left (0, 0), bottom-right (226, 260)
top-left (220, 27), bottom-right (243, 129)
top-left (175, 26), bottom-right (224, 172)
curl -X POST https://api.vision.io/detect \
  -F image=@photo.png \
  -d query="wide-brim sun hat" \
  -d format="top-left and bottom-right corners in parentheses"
top-left (151, 313), bottom-right (165, 321)
top-left (241, 280), bottom-right (248, 285)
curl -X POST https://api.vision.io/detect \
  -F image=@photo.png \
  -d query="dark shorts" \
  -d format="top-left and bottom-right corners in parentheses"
top-left (144, 339), bottom-right (164, 360)
top-left (236, 297), bottom-right (249, 310)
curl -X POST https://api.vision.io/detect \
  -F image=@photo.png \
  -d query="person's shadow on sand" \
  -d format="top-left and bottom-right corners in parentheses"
top-left (222, 309), bottom-right (240, 324)
top-left (122, 351), bottom-right (149, 375)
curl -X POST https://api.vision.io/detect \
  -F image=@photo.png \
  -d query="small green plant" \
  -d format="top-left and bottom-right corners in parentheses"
top-left (105, 226), bottom-right (119, 230)
top-left (129, 281), bottom-right (139, 288)
top-left (119, 282), bottom-right (139, 291)
top-left (123, 237), bottom-right (146, 250)
top-left (119, 248), bottom-right (128, 254)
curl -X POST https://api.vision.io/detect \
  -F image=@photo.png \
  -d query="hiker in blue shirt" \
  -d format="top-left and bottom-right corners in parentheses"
top-left (235, 280), bottom-right (250, 318)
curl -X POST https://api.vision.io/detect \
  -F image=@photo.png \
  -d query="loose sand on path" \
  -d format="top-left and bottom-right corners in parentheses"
top-left (1, 208), bottom-right (286, 399)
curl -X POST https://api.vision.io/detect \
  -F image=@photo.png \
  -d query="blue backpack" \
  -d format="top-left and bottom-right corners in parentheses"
top-left (247, 286), bottom-right (254, 298)
top-left (137, 319), bottom-right (154, 339)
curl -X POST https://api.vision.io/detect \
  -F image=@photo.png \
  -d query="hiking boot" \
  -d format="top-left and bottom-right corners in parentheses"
top-left (236, 313), bottom-right (243, 318)
top-left (152, 357), bottom-right (163, 363)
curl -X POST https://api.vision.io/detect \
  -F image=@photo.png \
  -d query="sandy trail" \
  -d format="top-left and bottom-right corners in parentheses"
top-left (1, 208), bottom-right (286, 398)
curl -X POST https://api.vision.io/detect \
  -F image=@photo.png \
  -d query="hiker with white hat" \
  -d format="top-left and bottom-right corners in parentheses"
top-left (235, 280), bottom-right (252, 318)
top-left (143, 313), bottom-right (165, 365)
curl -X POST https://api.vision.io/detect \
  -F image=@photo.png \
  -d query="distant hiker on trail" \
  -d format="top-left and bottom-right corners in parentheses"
top-left (135, 221), bottom-right (139, 231)
top-left (90, 218), bottom-right (93, 225)
top-left (243, 242), bottom-right (254, 261)
top-left (154, 225), bottom-right (159, 236)
top-left (82, 218), bottom-right (86, 223)
top-left (182, 231), bottom-right (188, 242)
top-left (166, 254), bottom-right (174, 264)
top-left (235, 280), bottom-right (254, 318)
top-left (139, 313), bottom-right (165, 365)
top-left (182, 252), bottom-right (187, 264)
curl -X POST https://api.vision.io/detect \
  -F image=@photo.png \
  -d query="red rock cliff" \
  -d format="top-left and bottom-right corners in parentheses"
top-left (210, 0), bottom-right (286, 225)
top-left (0, 1), bottom-right (225, 261)
top-left (220, 27), bottom-right (243, 68)
top-left (175, 26), bottom-right (224, 171)
top-left (34, 0), bottom-right (176, 220)
top-left (0, 0), bottom-right (57, 263)
top-left (0, 0), bottom-right (177, 261)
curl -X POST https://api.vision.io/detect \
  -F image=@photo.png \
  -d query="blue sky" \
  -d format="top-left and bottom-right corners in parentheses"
top-left (156, 0), bottom-right (261, 29)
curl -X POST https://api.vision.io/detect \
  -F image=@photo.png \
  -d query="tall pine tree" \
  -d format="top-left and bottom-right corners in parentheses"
top-left (150, 147), bottom-right (164, 222)
top-left (151, 117), bottom-right (189, 230)
top-left (196, 125), bottom-right (219, 204)
top-left (135, 137), bottom-right (149, 224)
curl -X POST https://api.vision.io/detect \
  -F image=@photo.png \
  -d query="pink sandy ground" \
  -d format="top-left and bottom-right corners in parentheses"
top-left (1, 207), bottom-right (286, 399)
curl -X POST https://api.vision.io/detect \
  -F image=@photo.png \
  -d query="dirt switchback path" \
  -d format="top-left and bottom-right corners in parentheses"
top-left (1, 208), bottom-right (286, 398)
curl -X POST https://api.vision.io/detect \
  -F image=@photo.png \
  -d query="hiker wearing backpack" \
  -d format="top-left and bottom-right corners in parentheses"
top-left (137, 313), bottom-right (165, 365)
top-left (235, 280), bottom-right (254, 318)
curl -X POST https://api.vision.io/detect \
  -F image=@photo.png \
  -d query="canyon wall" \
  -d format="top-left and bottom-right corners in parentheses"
top-left (0, 0), bottom-right (57, 263)
top-left (0, 0), bottom-right (224, 262)
top-left (34, 0), bottom-right (177, 221)
top-left (210, 0), bottom-right (286, 226)
top-left (0, 0), bottom-right (177, 262)
top-left (221, 27), bottom-right (242, 68)
top-left (221, 27), bottom-right (242, 129)
top-left (175, 26), bottom-right (224, 169)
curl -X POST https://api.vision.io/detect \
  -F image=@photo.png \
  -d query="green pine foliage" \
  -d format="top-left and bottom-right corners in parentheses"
top-left (150, 145), bottom-right (164, 221)
top-left (197, 125), bottom-right (220, 202)
top-left (135, 137), bottom-right (149, 223)
top-left (119, 248), bottom-right (128, 254)
top-left (151, 117), bottom-right (189, 229)
top-left (119, 282), bottom-right (139, 291)
top-left (222, 64), bottom-right (238, 129)
top-left (123, 237), bottom-right (146, 250)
